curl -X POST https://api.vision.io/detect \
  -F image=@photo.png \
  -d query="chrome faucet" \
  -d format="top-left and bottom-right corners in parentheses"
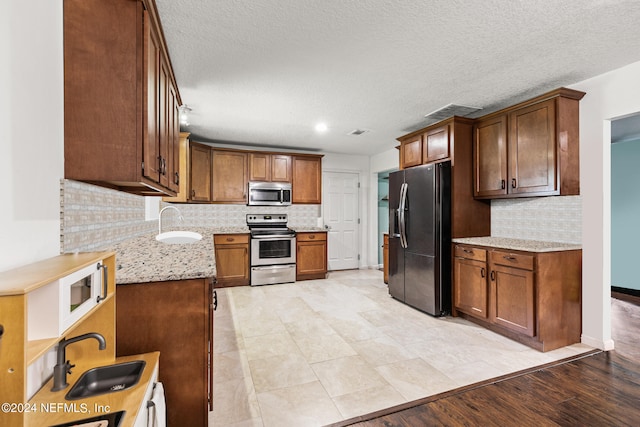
top-left (52, 332), bottom-right (106, 392)
top-left (158, 205), bottom-right (184, 234)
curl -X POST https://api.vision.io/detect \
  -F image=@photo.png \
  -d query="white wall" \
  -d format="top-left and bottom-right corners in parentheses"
top-left (571, 59), bottom-right (640, 350)
top-left (0, 0), bottom-right (63, 272)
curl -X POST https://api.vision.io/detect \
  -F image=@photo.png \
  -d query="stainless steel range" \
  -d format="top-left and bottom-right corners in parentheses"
top-left (247, 214), bottom-right (296, 286)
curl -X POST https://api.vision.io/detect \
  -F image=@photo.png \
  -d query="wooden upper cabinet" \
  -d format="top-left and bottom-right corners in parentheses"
top-left (249, 153), bottom-right (292, 182)
top-left (190, 142), bottom-right (212, 202)
top-left (423, 124), bottom-right (450, 163)
top-left (508, 99), bottom-right (557, 195)
top-left (143, 12), bottom-right (161, 187)
top-left (292, 155), bottom-right (322, 204)
top-left (212, 149), bottom-right (248, 203)
top-left (473, 88), bottom-right (585, 199)
top-left (63, 0), bottom-right (181, 196)
top-left (271, 154), bottom-right (292, 182)
top-left (249, 153), bottom-right (271, 181)
top-left (163, 132), bottom-right (191, 203)
top-left (474, 115), bottom-right (508, 198)
top-left (400, 135), bottom-right (422, 169)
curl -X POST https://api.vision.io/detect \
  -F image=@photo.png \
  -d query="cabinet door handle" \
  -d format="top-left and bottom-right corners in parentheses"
top-left (501, 179), bottom-right (506, 190)
top-left (480, 267), bottom-right (485, 278)
top-left (191, 189), bottom-right (196, 198)
top-left (97, 263), bottom-right (108, 303)
top-left (213, 290), bottom-right (218, 311)
top-left (490, 271), bottom-right (495, 281)
top-left (175, 172), bottom-right (180, 185)
top-left (511, 178), bottom-right (517, 188)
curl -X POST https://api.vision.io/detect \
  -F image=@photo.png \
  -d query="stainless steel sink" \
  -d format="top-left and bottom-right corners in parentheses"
top-left (65, 360), bottom-right (146, 400)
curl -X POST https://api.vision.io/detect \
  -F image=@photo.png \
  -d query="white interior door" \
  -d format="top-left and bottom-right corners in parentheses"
top-left (323, 171), bottom-right (359, 270)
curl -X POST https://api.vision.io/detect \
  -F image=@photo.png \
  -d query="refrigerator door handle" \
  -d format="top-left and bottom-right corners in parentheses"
top-left (399, 182), bottom-right (408, 248)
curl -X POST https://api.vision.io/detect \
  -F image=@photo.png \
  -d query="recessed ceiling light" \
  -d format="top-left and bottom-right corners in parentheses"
top-left (315, 123), bottom-right (328, 132)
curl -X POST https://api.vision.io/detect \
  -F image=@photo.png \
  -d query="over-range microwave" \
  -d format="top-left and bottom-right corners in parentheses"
top-left (248, 181), bottom-right (292, 206)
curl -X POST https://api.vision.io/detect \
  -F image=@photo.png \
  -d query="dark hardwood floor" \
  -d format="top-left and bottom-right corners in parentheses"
top-left (332, 295), bottom-right (640, 427)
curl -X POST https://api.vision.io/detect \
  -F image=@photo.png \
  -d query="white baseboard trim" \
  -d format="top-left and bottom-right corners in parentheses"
top-left (581, 334), bottom-right (615, 351)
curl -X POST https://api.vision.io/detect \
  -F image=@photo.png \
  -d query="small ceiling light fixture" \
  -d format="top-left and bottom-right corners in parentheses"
top-left (348, 129), bottom-right (369, 136)
top-left (315, 122), bottom-right (328, 133)
top-left (179, 105), bottom-right (192, 126)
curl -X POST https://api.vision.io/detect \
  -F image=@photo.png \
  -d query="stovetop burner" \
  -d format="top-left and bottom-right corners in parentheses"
top-left (247, 214), bottom-right (296, 237)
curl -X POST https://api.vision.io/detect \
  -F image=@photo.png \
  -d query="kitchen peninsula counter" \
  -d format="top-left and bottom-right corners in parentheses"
top-left (452, 236), bottom-right (581, 253)
top-left (111, 227), bottom-right (234, 284)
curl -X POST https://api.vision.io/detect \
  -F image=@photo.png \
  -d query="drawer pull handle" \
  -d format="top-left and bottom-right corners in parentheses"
top-left (462, 249), bottom-right (473, 254)
top-left (503, 256), bottom-right (517, 261)
top-left (309, 235), bottom-right (315, 239)
top-left (480, 267), bottom-right (485, 278)
top-left (226, 238), bottom-right (234, 242)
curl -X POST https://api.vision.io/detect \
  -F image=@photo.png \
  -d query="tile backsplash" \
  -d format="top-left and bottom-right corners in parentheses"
top-left (61, 180), bottom-right (156, 252)
top-left (61, 180), bottom-right (321, 252)
top-left (491, 196), bottom-right (582, 244)
top-left (61, 180), bottom-right (581, 253)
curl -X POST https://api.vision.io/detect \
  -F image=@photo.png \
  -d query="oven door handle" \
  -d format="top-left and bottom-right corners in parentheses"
top-left (251, 234), bottom-right (296, 239)
top-left (252, 264), bottom-right (296, 271)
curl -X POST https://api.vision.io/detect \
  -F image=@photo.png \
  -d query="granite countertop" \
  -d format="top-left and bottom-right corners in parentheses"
top-left (292, 227), bottom-right (327, 232)
top-left (452, 236), bottom-right (582, 253)
top-left (112, 227), bottom-right (218, 284)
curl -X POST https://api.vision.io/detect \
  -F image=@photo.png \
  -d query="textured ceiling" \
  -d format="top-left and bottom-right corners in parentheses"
top-left (156, 0), bottom-right (640, 155)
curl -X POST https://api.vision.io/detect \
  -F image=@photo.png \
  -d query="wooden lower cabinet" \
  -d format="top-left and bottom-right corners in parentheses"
top-left (116, 278), bottom-right (214, 427)
top-left (453, 246), bottom-right (488, 320)
top-left (296, 232), bottom-right (328, 280)
top-left (383, 233), bottom-right (389, 284)
top-left (214, 234), bottom-right (250, 287)
top-left (453, 243), bottom-right (581, 352)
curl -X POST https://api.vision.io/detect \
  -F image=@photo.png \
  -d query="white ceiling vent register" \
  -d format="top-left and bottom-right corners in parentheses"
top-left (424, 104), bottom-right (482, 121)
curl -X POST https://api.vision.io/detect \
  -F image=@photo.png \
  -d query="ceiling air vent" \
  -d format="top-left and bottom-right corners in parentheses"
top-left (347, 129), bottom-right (369, 136)
top-left (424, 104), bottom-right (482, 121)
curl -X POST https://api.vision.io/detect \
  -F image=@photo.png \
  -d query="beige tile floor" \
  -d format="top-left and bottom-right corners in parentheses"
top-left (209, 269), bottom-right (592, 426)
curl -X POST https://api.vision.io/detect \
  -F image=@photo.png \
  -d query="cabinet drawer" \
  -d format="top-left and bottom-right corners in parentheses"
top-left (454, 245), bottom-right (486, 262)
top-left (490, 250), bottom-right (534, 270)
top-left (214, 234), bottom-right (249, 245)
top-left (297, 232), bottom-right (327, 242)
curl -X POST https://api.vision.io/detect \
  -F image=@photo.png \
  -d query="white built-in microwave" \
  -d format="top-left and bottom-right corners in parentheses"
top-left (247, 181), bottom-right (292, 206)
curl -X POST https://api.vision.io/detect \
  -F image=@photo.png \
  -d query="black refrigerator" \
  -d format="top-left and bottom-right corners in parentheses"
top-left (388, 161), bottom-right (451, 316)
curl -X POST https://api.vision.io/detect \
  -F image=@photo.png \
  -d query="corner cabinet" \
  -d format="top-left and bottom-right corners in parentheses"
top-left (453, 243), bottom-right (582, 351)
top-left (64, 0), bottom-right (181, 196)
top-left (214, 234), bottom-right (250, 287)
top-left (296, 232), bottom-right (328, 280)
top-left (473, 88), bottom-right (585, 199)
